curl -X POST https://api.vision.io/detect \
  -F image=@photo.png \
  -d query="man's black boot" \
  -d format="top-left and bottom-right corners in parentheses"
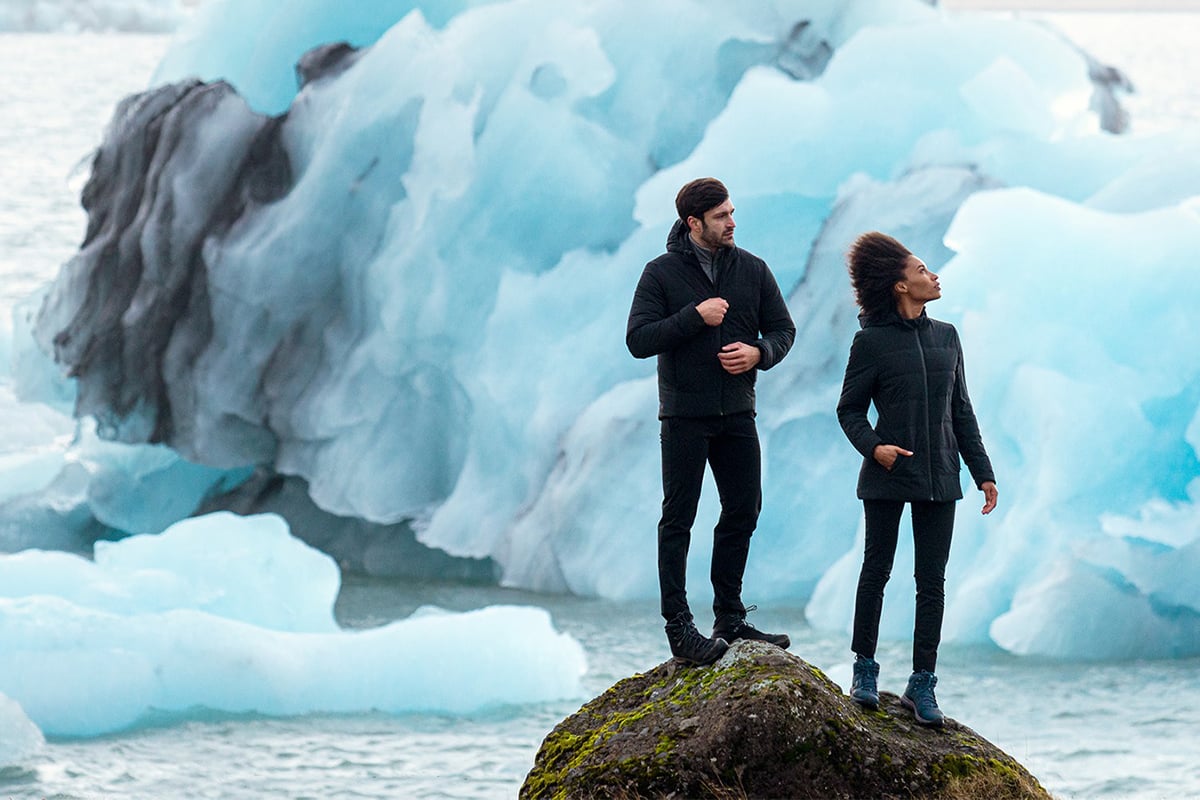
top-left (712, 605), bottom-right (790, 649)
top-left (665, 612), bottom-right (729, 665)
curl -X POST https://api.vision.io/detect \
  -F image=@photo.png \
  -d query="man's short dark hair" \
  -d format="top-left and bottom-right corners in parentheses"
top-left (847, 231), bottom-right (912, 318)
top-left (676, 178), bottom-right (729, 223)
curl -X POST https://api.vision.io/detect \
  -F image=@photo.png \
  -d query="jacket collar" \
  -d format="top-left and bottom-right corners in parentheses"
top-left (860, 307), bottom-right (930, 330)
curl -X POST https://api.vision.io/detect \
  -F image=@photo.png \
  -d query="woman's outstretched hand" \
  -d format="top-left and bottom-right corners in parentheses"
top-left (980, 481), bottom-right (998, 515)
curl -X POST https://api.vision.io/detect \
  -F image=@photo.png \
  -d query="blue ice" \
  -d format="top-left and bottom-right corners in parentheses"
top-left (0, 513), bottom-right (587, 737)
top-left (7, 0), bottom-right (1200, 685)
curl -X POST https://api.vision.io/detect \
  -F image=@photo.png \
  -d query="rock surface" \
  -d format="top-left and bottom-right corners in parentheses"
top-left (522, 640), bottom-right (1050, 800)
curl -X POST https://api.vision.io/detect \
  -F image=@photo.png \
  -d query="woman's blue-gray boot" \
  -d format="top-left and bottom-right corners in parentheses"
top-left (850, 656), bottom-right (880, 710)
top-left (901, 670), bottom-right (945, 727)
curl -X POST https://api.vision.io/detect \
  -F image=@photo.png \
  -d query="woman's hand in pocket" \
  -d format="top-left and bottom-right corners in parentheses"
top-left (873, 444), bottom-right (914, 471)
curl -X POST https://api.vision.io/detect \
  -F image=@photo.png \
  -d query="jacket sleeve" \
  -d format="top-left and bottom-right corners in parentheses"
top-left (950, 330), bottom-right (996, 488)
top-left (836, 331), bottom-right (883, 459)
top-left (754, 263), bottom-right (795, 370)
top-left (626, 262), bottom-right (706, 359)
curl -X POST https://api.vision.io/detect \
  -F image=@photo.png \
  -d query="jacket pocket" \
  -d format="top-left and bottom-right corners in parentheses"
top-left (888, 452), bottom-right (913, 475)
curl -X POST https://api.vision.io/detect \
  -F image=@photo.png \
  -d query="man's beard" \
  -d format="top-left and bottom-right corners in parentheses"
top-left (699, 223), bottom-right (732, 249)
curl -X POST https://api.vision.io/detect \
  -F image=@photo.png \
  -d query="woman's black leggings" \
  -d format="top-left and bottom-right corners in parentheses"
top-left (851, 498), bottom-right (956, 673)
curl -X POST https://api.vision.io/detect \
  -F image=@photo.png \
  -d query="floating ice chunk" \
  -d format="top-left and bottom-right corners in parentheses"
top-left (989, 558), bottom-right (1200, 660)
top-left (0, 599), bottom-right (586, 737)
top-left (73, 423), bottom-right (251, 536)
top-left (0, 406), bottom-right (247, 553)
top-left (0, 512), bottom-right (339, 631)
top-left (0, 387), bottom-right (74, 506)
top-left (0, 693), bottom-right (43, 768)
top-left (0, 513), bottom-right (586, 737)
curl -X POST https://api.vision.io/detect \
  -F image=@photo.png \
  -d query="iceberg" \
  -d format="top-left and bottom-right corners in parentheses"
top-left (14, 0), bottom-right (1200, 661)
top-left (0, 512), bottom-right (587, 737)
top-left (0, 512), bottom-right (341, 629)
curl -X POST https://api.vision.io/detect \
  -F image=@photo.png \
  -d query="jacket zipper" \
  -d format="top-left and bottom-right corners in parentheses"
top-left (681, 246), bottom-right (726, 417)
top-left (913, 326), bottom-right (934, 500)
top-left (711, 249), bottom-right (725, 416)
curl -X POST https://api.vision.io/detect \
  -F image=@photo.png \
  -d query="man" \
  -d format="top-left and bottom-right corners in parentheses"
top-left (626, 177), bottom-right (795, 665)
top-left (836, 231), bottom-right (998, 726)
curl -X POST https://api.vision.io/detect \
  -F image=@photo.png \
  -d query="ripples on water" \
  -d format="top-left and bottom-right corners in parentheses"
top-left (1, 14), bottom-right (1199, 800)
top-left (0, 34), bottom-right (168, 312)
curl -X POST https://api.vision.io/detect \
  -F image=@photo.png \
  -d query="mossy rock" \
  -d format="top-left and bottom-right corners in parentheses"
top-left (521, 640), bottom-right (1051, 800)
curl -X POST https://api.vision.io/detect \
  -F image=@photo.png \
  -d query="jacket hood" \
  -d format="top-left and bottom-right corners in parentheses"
top-left (666, 218), bottom-right (736, 262)
top-left (666, 218), bottom-right (691, 254)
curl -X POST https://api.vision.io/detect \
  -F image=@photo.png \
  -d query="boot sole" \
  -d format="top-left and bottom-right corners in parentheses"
top-left (672, 655), bottom-right (723, 666)
top-left (714, 633), bottom-right (790, 650)
top-left (670, 639), bottom-right (729, 666)
top-left (850, 694), bottom-right (879, 711)
top-left (849, 690), bottom-right (878, 710)
top-left (900, 695), bottom-right (944, 727)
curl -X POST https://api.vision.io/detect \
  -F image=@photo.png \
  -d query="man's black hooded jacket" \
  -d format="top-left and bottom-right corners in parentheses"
top-left (626, 219), bottom-right (795, 418)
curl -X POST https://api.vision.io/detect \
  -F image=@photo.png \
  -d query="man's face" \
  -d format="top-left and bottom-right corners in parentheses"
top-left (898, 254), bottom-right (941, 303)
top-left (691, 199), bottom-right (736, 249)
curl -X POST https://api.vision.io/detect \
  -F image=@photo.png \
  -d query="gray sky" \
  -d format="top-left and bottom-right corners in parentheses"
top-left (943, 0), bottom-right (1200, 9)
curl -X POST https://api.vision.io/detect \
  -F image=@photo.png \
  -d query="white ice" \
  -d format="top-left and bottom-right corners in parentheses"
top-left (0, 512), bottom-right (587, 737)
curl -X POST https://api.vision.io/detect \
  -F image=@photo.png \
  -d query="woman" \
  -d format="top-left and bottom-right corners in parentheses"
top-left (836, 231), bottom-right (998, 727)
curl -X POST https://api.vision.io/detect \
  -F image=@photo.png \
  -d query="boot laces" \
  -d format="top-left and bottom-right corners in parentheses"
top-left (725, 604), bottom-right (760, 633)
top-left (854, 658), bottom-right (878, 692)
top-left (678, 621), bottom-right (706, 648)
top-left (667, 613), bottom-right (704, 644)
top-left (912, 672), bottom-right (938, 704)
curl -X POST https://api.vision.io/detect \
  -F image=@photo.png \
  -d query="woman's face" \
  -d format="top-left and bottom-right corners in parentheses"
top-left (897, 255), bottom-right (941, 303)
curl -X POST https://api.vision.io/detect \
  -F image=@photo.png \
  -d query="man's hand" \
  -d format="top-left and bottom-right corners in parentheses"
top-left (980, 481), bottom-right (998, 515)
top-left (718, 342), bottom-right (761, 374)
top-left (872, 444), bottom-right (913, 471)
top-left (696, 297), bottom-right (729, 326)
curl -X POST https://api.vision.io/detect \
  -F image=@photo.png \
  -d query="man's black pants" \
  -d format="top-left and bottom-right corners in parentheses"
top-left (658, 412), bottom-right (761, 623)
top-left (851, 498), bottom-right (956, 673)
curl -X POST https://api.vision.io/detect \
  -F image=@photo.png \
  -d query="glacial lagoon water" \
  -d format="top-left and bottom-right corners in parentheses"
top-left (2, 14), bottom-right (1200, 799)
